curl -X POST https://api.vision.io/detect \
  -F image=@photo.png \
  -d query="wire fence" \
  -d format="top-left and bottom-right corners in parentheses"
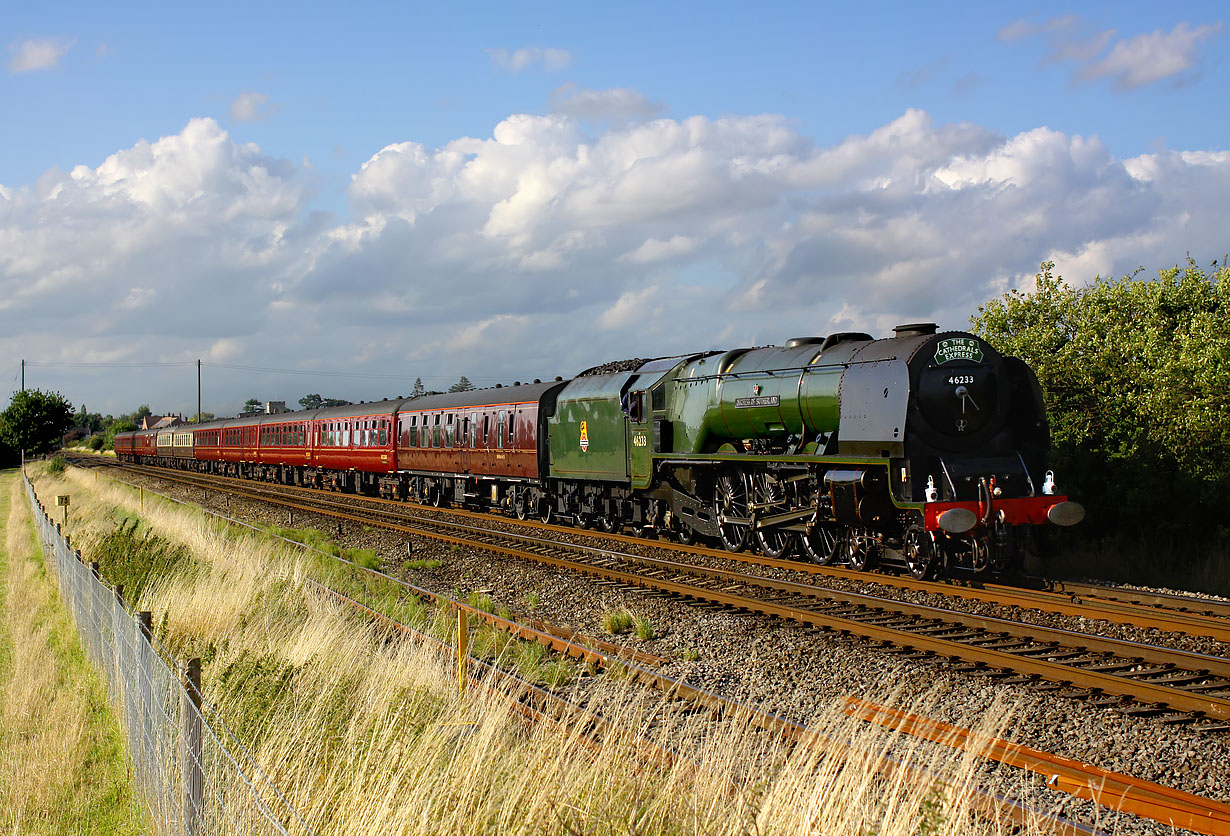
top-left (23, 473), bottom-right (313, 836)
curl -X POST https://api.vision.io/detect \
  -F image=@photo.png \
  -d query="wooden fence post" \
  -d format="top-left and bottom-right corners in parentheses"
top-left (182, 658), bottom-right (203, 836)
top-left (457, 607), bottom-right (469, 695)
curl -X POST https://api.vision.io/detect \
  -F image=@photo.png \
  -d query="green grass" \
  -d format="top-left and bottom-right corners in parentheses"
top-left (601, 608), bottom-right (635, 635)
top-left (405, 558), bottom-right (442, 570)
top-left (633, 616), bottom-right (656, 641)
top-left (267, 525), bottom-right (383, 571)
top-left (0, 470), bottom-right (148, 835)
top-left (91, 517), bottom-right (198, 604)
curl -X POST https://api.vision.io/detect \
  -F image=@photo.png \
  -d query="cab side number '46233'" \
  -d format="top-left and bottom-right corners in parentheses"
top-left (947, 374), bottom-right (975, 386)
top-left (632, 433), bottom-right (648, 447)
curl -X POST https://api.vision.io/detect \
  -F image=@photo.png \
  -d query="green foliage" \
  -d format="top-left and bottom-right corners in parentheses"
top-left (0, 389), bottom-right (74, 455)
top-left (633, 615), bottom-right (655, 641)
top-left (404, 558), bottom-right (442, 570)
top-left (298, 394), bottom-right (350, 410)
top-left (104, 420), bottom-right (137, 451)
top-left (267, 525), bottom-right (381, 569)
top-left (972, 259), bottom-right (1230, 547)
top-left (601, 608), bottom-right (634, 635)
top-left (448, 376), bottom-right (474, 393)
top-left (88, 434), bottom-right (105, 451)
top-left (242, 398), bottom-right (262, 414)
top-left (47, 455), bottom-right (67, 474)
top-left (411, 377), bottom-right (426, 399)
top-left (90, 518), bottom-right (196, 605)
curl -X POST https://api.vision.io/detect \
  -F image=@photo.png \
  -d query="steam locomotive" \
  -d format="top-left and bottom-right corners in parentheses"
top-left (115, 324), bottom-right (1082, 578)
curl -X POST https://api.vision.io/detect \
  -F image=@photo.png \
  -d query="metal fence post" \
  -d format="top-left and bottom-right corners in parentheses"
top-left (182, 658), bottom-right (203, 836)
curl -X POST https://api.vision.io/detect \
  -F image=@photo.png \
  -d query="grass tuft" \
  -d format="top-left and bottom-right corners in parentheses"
top-left (633, 615), bottom-right (655, 641)
top-left (601, 608), bottom-right (635, 635)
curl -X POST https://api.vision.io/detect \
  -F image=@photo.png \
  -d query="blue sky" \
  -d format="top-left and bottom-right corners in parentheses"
top-left (2, 1), bottom-right (1227, 416)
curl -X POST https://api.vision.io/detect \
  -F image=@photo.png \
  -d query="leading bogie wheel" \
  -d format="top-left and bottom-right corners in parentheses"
top-left (847, 529), bottom-right (877, 572)
top-left (904, 527), bottom-right (935, 581)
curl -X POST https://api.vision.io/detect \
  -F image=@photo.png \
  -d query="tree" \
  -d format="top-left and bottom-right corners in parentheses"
top-left (448, 376), bottom-right (474, 393)
top-left (972, 259), bottom-right (1230, 543)
top-left (411, 378), bottom-right (426, 399)
top-left (243, 398), bottom-right (262, 414)
top-left (298, 394), bottom-right (349, 410)
top-left (0, 389), bottom-right (75, 455)
top-left (105, 420), bottom-right (137, 450)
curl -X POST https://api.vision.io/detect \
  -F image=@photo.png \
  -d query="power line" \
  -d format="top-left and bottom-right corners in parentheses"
top-left (18, 359), bottom-right (523, 383)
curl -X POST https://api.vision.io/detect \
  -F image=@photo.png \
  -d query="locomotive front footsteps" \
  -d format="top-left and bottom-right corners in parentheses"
top-left (114, 324), bottom-right (1083, 579)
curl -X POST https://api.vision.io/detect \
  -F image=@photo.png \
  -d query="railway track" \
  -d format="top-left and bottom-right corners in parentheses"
top-left (91, 459), bottom-right (1230, 729)
top-left (56, 461), bottom-right (1230, 835)
top-left (84, 456), bottom-right (1230, 641)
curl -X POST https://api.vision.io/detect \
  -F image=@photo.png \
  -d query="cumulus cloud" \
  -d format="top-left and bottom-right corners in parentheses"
top-left (7, 38), bottom-right (75, 73)
top-left (229, 91), bottom-right (279, 123)
top-left (2, 108), bottom-right (1228, 415)
top-left (549, 84), bottom-right (665, 124)
top-left (486, 46), bottom-right (572, 74)
top-left (1002, 16), bottom-right (1224, 89)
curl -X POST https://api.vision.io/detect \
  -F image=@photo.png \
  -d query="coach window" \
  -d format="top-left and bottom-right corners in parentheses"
top-left (432, 414), bottom-right (441, 448)
top-left (497, 410), bottom-right (506, 449)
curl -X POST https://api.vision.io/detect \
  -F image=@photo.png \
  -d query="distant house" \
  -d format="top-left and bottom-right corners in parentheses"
top-left (140, 414), bottom-right (185, 430)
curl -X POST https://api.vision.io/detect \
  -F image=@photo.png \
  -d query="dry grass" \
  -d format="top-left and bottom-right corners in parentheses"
top-left (0, 470), bottom-right (146, 835)
top-left (35, 464), bottom-right (1064, 836)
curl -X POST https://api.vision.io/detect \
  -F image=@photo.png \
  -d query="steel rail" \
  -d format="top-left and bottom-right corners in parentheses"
top-left (93, 461), bottom-right (1230, 720)
top-left (843, 696), bottom-right (1230, 836)
top-left (1040, 578), bottom-right (1230, 620)
top-left (86, 458), bottom-right (1222, 835)
top-left (304, 570), bottom-right (1103, 836)
top-left (100, 457), bottom-right (1230, 642)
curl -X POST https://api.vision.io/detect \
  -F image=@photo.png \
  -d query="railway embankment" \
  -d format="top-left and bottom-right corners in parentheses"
top-left (25, 459), bottom-right (1112, 836)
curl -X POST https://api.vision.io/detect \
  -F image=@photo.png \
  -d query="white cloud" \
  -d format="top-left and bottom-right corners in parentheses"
top-left (7, 38), bottom-right (75, 73)
top-left (2, 108), bottom-right (1228, 415)
top-left (1078, 23), bottom-right (1224, 89)
top-left (486, 46), bottom-right (572, 74)
top-left (229, 91), bottom-right (279, 123)
top-left (1002, 17), bottom-right (1224, 89)
top-left (619, 235), bottom-right (697, 264)
top-left (598, 286), bottom-right (660, 330)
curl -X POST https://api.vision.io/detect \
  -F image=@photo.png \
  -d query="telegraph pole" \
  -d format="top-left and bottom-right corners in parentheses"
top-left (197, 359), bottom-right (202, 423)
top-left (21, 358), bottom-right (24, 391)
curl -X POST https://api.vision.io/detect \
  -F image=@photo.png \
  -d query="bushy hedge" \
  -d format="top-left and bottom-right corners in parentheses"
top-left (972, 259), bottom-right (1230, 550)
